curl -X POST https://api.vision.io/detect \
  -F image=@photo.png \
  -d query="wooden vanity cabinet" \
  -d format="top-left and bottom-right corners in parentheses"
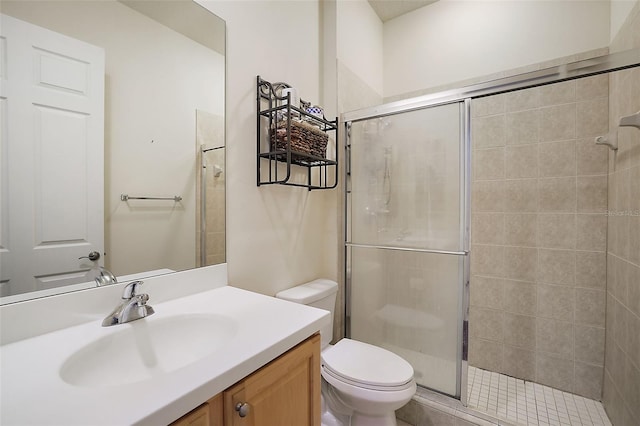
top-left (172, 394), bottom-right (223, 426)
top-left (223, 333), bottom-right (321, 426)
top-left (171, 334), bottom-right (320, 426)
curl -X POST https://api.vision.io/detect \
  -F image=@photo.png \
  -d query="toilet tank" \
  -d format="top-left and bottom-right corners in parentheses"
top-left (275, 279), bottom-right (338, 349)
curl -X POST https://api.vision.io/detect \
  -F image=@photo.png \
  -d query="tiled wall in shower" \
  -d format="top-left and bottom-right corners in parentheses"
top-left (469, 74), bottom-right (610, 400)
top-left (201, 147), bottom-right (226, 266)
top-left (195, 111), bottom-right (226, 267)
top-left (602, 3), bottom-right (640, 426)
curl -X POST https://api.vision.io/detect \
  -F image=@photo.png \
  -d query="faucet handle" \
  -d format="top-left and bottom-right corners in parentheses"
top-left (137, 293), bottom-right (150, 305)
top-left (137, 293), bottom-right (155, 316)
top-left (122, 280), bottom-right (143, 299)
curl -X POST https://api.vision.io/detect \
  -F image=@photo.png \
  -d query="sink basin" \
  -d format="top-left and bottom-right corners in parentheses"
top-left (59, 314), bottom-right (237, 387)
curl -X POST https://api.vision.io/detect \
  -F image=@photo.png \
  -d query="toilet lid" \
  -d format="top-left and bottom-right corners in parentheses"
top-left (321, 339), bottom-right (414, 388)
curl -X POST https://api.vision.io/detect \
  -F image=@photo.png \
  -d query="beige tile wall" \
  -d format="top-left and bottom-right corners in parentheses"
top-left (195, 111), bottom-right (226, 267)
top-left (602, 3), bottom-right (640, 426)
top-left (195, 149), bottom-right (226, 266)
top-left (203, 148), bottom-right (226, 266)
top-left (469, 74), bottom-right (610, 400)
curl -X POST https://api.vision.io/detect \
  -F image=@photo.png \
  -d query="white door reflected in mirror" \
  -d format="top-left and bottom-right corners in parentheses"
top-left (1, 15), bottom-right (105, 297)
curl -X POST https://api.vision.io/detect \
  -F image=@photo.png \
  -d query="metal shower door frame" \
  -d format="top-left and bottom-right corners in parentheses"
top-left (343, 98), bottom-right (472, 403)
top-left (342, 47), bottom-right (640, 405)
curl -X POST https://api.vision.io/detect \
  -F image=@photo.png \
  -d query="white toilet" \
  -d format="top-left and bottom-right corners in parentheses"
top-left (276, 279), bottom-right (416, 426)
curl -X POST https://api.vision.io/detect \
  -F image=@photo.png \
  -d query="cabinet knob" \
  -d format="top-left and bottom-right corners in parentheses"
top-left (235, 402), bottom-right (250, 418)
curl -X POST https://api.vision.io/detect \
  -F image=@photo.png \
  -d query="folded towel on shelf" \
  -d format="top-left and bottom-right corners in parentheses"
top-left (270, 120), bottom-right (328, 158)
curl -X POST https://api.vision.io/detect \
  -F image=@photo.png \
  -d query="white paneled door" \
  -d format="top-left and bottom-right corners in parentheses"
top-left (0, 14), bottom-right (105, 296)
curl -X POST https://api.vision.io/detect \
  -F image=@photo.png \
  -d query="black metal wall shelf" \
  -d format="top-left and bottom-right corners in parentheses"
top-left (257, 76), bottom-right (338, 191)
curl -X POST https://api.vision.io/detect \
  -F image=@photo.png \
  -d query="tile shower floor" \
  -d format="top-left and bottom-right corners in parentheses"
top-left (467, 367), bottom-right (611, 426)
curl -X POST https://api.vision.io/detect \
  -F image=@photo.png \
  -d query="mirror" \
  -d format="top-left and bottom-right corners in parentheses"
top-left (0, 0), bottom-right (226, 304)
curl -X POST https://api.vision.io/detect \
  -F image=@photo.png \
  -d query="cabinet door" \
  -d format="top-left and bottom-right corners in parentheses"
top-left (172, 404), bottom-right (209, 426)
top-left (172, 394), bottom-right (223, 426)
top-left (224, 334), bottom-right (321, 426)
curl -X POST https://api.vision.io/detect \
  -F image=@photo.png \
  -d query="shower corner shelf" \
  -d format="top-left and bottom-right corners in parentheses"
top-left (256, 75), bottom-right (338, 191)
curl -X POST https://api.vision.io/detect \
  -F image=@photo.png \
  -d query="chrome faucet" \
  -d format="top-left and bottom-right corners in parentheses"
top-left (78, 252), bottom-right (117, 286)
top-left (95, 266), bottom-right (118, 287)
top-left (102, 281), bottom-right (155, 327)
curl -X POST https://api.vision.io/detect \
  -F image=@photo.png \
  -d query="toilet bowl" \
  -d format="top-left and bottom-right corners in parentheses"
top-left (276, 279), bottom-right (416, 426)
top-left (321, 338), bottom-right (416, 426)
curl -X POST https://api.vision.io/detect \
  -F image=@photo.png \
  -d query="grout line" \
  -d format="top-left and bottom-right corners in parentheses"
top-left (467, 367), bottom-right (612, 426)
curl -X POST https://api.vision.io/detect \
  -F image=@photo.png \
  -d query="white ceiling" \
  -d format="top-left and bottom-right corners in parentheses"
top-left (368, 0), bottom-right (439, 22)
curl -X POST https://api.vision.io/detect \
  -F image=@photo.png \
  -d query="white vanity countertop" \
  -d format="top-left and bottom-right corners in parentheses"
top-left (0, 285), bottom-right (330, 425)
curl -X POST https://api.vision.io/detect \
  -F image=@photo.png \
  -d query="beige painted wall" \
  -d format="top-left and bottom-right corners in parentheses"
top-left (334, 0), bottom-right (384, 342)
top-left (383, 0), bottom-right (611, 99)
top-left (101, 6), bottom-right (224, 276)
top-left (199, 0), bottom-right (338, 296)
top-left (610, 0), bottom-right (638, 42)
top-left (336, 0), bottom-right (384, 97)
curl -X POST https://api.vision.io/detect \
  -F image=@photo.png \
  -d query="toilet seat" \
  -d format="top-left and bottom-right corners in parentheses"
top-left (321, 339), bottom-right (414, 391)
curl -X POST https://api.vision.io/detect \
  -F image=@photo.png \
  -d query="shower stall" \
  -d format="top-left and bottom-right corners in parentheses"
top-left (344, 100), bottom-right (471, 400)
top-left (196, 110), bottom-right (226, 267)
top-left (198, 144), bottom-right (226, 267)
top-left (343, 49), bottom-right (640, 426)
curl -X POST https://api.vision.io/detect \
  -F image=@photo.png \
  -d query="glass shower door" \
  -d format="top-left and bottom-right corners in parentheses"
top-left (345, 101), bottom-right (469, 398)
